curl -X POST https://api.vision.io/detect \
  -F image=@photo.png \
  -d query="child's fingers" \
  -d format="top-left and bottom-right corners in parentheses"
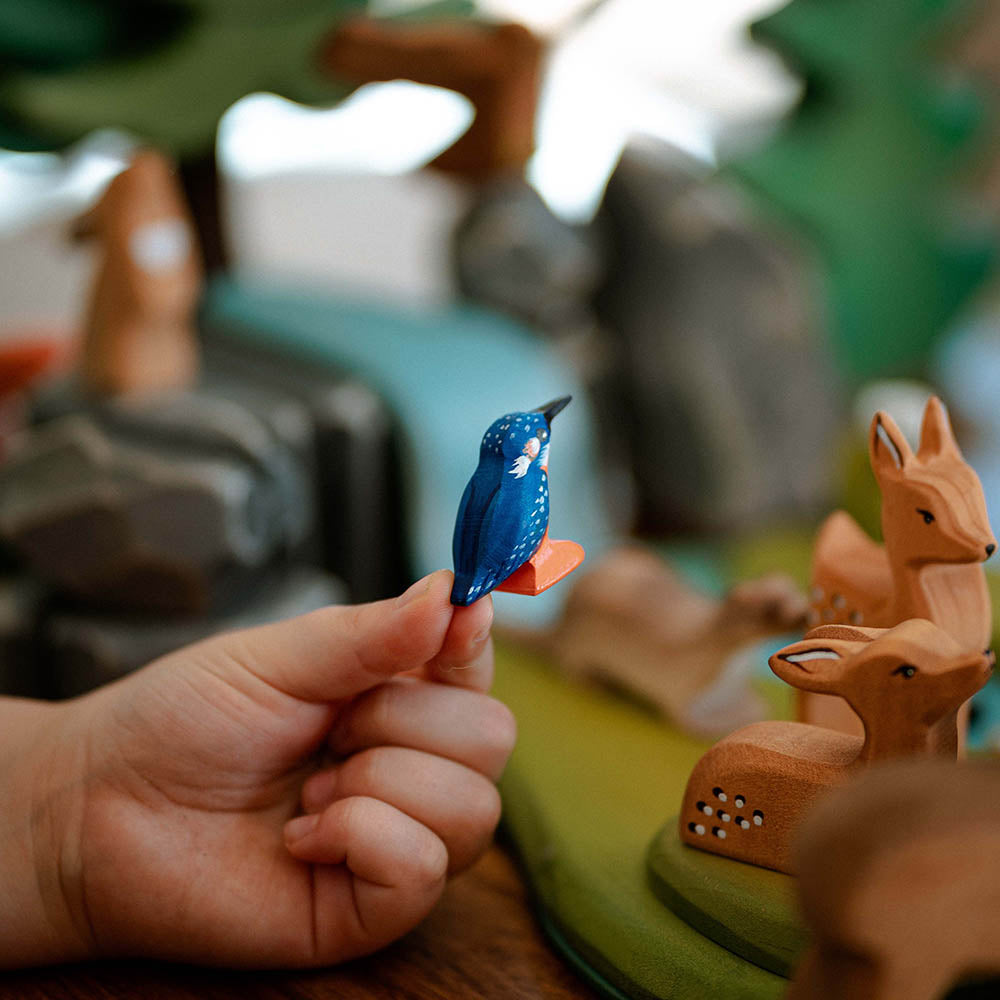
top-left (215, 570), bottom-right (457, 702)
top-left (284, 796), bottom-right (447, 959)
top-left (329, 680), bottom-right (516, 781)
top-left (423, 595), bottom-right (495, 691)
top-left (299, 747), bottom-right (501, 874)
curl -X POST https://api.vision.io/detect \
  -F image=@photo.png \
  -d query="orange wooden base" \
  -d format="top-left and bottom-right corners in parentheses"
top-left (497, 534), bottom-right (585, 596)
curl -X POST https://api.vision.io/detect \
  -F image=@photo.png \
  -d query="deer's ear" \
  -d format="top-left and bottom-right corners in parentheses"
top-left (805, 624), bottom-right (884, 643)
top-left (769, 638), bottom-right (860, 693)
top-left (918, 396), bottom-right (961, 460)
top-left (869, 411), bottom-right (913, 478)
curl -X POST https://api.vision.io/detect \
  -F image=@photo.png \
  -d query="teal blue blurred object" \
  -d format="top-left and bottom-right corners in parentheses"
top-left (203, 278), bottom-right (613, 625)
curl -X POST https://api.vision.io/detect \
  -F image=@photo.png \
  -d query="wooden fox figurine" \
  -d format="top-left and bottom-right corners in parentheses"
top-left (678, 619), bottom-right (993, 874)
top-left (801, 396), bottom-right (995, 734)
top-left (77, 149), bottom-right (202, 397)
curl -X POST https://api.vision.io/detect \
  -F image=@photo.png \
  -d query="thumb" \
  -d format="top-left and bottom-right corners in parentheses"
top-left (218, 570), bottom-right (457, 703)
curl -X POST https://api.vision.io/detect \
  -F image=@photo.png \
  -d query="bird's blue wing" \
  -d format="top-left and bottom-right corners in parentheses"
top-left (451, 457), bottom-right (502, 603)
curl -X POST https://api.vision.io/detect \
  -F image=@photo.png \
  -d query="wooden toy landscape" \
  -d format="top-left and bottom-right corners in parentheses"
top-left (791, 759), bottom-right (1000, 999)
top-left (802, 395), bottom-right (995, 734)
top-left (451, 396), bottom-right (584, 606)
top-left (511, 545), bottom-right (808, 736)
top-left (678, 619), bottom-right (993, 874)
top-left (77, 149), bottom-right (202, 397)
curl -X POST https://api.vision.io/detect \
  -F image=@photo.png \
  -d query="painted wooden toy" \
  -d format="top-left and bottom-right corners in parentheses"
top-left (77, 149), bottom-right (202, 397)
top-left (451, 396), bottom-right (584, 606)
top-left (507, 545), bottom-right (808, 736)
top-left (802, 395), bottom-right (995, 734)
top-left (791, 759), bottom-right (1000, 1000)
top-left (678, 619), bottom-right (993, 874)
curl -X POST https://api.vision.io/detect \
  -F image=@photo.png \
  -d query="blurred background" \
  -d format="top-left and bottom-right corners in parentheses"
top-left (2, 0), bottom-right (1000, 741)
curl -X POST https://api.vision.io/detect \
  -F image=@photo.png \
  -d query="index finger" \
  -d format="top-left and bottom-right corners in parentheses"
top-left (422, 594), bottom-right (495, 692)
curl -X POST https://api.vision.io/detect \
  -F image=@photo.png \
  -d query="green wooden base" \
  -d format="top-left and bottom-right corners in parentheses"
top-left (646, 820), bottom-right (806, 976)
top-left (494, 642), bottom-right (793, 1000)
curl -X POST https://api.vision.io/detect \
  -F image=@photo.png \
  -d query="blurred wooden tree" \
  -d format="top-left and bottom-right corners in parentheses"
top-left (730, 0), bottom-right (996, 380)
top-left (0, 0), bottom-right (495, 268)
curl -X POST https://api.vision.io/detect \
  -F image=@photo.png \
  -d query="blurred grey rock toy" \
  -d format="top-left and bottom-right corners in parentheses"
top-left (453, 177), bottom-right (605, 333)
top-left (0, 391), bottom-right (311, 614)
top-left (593, 137), bottom-right (841, 533)
top-left (44, 566), bottom-right (344, 698)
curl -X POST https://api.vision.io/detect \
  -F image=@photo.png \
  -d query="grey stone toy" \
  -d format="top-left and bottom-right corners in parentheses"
top-left (44, 566), bottom-right (345, 698)
top-left (0, 389), bottom-right (311, 614)
top-left (593, 138), bottom-right (841, 533)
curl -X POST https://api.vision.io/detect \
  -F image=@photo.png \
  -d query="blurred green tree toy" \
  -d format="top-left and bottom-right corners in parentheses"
top-left (731, 0), bottom-right (996, 381)
top-left (0, 0), bottom-right (547, 268)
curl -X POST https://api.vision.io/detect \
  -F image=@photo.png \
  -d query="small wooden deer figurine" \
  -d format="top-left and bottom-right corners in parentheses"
top-left (509, 545), bottom-right (808, 736)
top-left (77, 149), bottom-right (202, 397)
top-left (678, 619), bottom-right (993, 874)
top-left (791, 759), bottom-right (1000, 1000)
top-left (801, 396), bottom-right (995, 734)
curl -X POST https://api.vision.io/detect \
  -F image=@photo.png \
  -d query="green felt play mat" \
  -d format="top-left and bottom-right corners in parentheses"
top-left (493, 642), bottom-right (796, 1000)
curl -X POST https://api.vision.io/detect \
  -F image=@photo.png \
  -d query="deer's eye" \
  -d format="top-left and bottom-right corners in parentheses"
top-left (917, 508), bottom-right (935, 524)
top-left (893, 664), bottom-right (918, 679)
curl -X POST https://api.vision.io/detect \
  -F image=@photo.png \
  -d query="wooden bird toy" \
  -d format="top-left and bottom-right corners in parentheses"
top-left (77, 149), bottom-right (202, 397)
top-left (791, 759), bottom-right (1000, 1000)
top-left (802, 395), bottom-right (995, 734)
top-left (451, 396), bottom-right (584, 606)
top-left (678, 619), bottom-right (993, 874)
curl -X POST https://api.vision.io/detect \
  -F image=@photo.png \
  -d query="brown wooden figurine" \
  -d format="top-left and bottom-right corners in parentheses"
top-left (802, 396), bottom-right (995, 734)
top-left (509, 546), bottom-right (808, 736)
top-left (678, 619), bottom-right (992, 874)
top-left (790, 759), bottom-right (1000, 1000)
top-left (321, 19), bottom-right (544, 182)
top-left (77, 149), bottom-right (202, 397)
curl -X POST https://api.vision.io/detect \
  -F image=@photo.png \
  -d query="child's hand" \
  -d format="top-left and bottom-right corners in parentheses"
top-left (15, 570), bottom-right (514, 968)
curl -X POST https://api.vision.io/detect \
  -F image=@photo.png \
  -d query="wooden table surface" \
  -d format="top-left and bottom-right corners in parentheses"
top-left (0, 844), bottom-right (598, 1000)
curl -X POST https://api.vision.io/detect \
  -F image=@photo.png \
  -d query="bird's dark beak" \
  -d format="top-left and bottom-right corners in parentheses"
top-left (536, 395), bottom-right (572, 424)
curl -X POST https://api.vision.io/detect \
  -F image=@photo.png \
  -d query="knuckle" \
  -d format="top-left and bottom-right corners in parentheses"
top-left (410, 830), bottom-right (449, 886)
top-left (466, 780), bottom-right (503, 833)
top-left (344, 747), bottom-right (388, 794)
top-left (479, 698), bottom-right (518, 759)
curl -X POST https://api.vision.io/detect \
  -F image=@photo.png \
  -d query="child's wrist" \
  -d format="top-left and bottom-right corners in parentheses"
top-left (0, 696), bottom-right (95, 967)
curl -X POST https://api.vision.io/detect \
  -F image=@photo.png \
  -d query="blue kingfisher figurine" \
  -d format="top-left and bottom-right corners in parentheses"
top-left (451, 395), bottom-right (584, 606)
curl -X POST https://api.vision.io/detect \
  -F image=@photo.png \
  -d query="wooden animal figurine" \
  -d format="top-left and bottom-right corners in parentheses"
top-left (802, 395), bottom-right (995, 734)
top-left (76, 149), bottom-right (202, 397)
top-left (791, 759), bottom-right (1000, 1000)
top-left (451, 396), bottom-right (584, 606)
top-left (505, 545), bottom-right (808, 736)
top-left (678, 619), bottom-right (993, 874)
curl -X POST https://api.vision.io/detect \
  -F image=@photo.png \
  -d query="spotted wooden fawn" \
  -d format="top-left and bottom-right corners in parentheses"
top-left (678, 619), bottom-right (993, 874)
top-left (802, 396), bottom-right (995, 736)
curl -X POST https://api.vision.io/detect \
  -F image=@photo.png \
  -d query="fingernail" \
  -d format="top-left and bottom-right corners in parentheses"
top-left (284, 813), bottom-right (320, 845)
top-left (396, 571), bottom-right (441, 608)
top-left (473, 598), bottom-right (495, 645)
